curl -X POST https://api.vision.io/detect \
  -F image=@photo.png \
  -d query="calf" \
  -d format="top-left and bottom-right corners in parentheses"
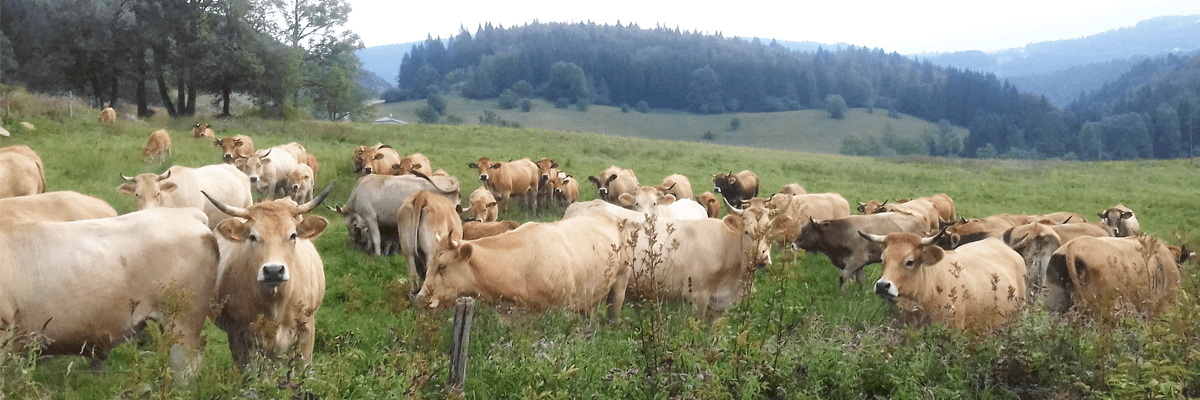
top-left (351, 143), bottom-right (384, 173)
top-left (766, 192), bottom-right (852, 248)
top-left (551, 173), bottom-right (580, 206)
top-left (778, 183), bottom-right (806, 196)
top-left (191, 122), bottom-right (215, 138)
top-left (793, 212), bottom-right (929, 288)
top-left (360, 145), bottom-right (402, 175)
top-left (696, 191), bottom-right (721, 218)
top-left (394, 152), bottom-right (433, 177)
top-left (214, 134), bottom-right (255, 164)
top-left (463, 186), bottom-right (498, 223)
top-left (98, 106), bottom-right (116, 123)
top-left (655, 174), bottom-right (693, 200)
top-left (337, 173), bottom-right (461, 255)
top-left (285, 164), bottom-right (315, 203)
top-left (142, 129), bottom-right (172, 162)
top-left (237, 142), bottom-right (306, 198)
top-left (588, 165), bottom-right (639, 203)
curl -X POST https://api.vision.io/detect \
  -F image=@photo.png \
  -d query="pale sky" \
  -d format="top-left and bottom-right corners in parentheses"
top-left (346, 0), bottom-right (1199, 54)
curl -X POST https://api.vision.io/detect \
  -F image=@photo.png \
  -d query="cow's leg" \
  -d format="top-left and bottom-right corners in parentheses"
top-left (606, 268), bottom-right (631, 323)
top-left (406, 254), bottom-right (422, 297)
top-left (367, 220), bottom-right (382, 256)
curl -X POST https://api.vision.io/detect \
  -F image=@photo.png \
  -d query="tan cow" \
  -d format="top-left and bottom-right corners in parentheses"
top-left (118, 164), bottom-right (253, 229)
top-left (779, 183), bottom-right (806, 196)
top-left (617, 185), bottom-right (708, 220)
top-left (214, 134), bottom-right (255, 164)
top-left (1045, 235), bottom-right (1185, 317)
top-left (534, 158), bottom-right (560, 205)
top-left (202, 187), bottom-right (331, 365)
top-left (142, 129), bottom-right (172, 162)
top-left (551, 173), bottom-right (580, 206)
top-left (462, 186), bottom-right (498, 223)
top-left (359, 145), bottom-right (403, 175)
top-left (712, 170), bottom-right (758, 212)
top-left (1001, 221), bottom-right (1114, 298)
top-left (468, 156), bottom-right (540, 211)
top-left (655, 174), bottom-right (693, 200)
top-left (393, 152), bottom-right (433, 177)
top-left (766, 192), bottom-right (852, 248)
top-left (337, 173), bottom-right (461, 255)
top-left (0, 191), bottom-right (117, 226)
top-left (285, 164), bottom-right (315, 203)
top-left (397, 191), bottom-right (464, 294)
top-left (191, 122), bottom-right (215, 138)
top-left (588, 165), bottom-right (639, 204)
top-left (0, 207), bottom-right (219, 373)
top-left (98, 106), bottom-right (116, 123)
top-left (696, 191), bottom-right (721, 218)
top-left (351, 143), bottom-right (385, 173)
top-left (416, 209), bottom-right (629, 322)
top-left (0, 145), bottom-right (46, 198)
top-left (941, 212), bottom-right (1088, 249)
top-left (237, 142), bottom-right (307, 198)
top-left (1098, 203), bottom-right (1139, 237)
top-left (462, 220), bottom-right (520, 240)
top-left (876, 194), bottom-right (955, 232)
top-left (862, 232), bottom-right (1026, 331)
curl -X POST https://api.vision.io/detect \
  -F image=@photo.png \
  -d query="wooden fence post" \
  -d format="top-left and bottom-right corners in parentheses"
top-left (448, 297), bottom-right (475, 395)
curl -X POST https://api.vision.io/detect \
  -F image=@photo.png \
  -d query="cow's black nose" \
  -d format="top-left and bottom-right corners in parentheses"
top-left (261, 264), bottom-right (287, 284)
top-left (874, 281), bottom-right (892, 295)
top-left (249, 176), bottom-right (258, 183)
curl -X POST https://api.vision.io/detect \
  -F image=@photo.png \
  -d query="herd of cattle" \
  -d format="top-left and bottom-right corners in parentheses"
top-left (0, 116), bottom-right (1195, 374)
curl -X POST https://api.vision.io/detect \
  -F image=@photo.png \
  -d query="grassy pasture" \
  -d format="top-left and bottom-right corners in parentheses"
top-left (2, 96), bottom-right (1199, 398)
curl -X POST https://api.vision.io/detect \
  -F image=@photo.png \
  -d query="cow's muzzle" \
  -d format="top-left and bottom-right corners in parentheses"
top-left (479, 174), bottom-right (489, 182)
top-left (874, 280), bottom-right (897, 302)
top-left (248, 176), bottom-right (258, 183)
top-left (259, 263), bottom-right (289, 286)
top-left (223, 153), bottom-right (233, 162)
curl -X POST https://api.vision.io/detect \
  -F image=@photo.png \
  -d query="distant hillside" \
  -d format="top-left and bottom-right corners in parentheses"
top-left (355, 41), bottom-right (421, 83)
top-left (917, 15), bottom-right (1200, 106)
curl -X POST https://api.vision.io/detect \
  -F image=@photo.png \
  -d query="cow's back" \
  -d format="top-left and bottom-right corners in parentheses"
top-left (925, 238), bottom-right (1026, 329)
top-left (0, 191), bottom-right (118, 225)
top-left (0, 149), bottom-right (44, 198)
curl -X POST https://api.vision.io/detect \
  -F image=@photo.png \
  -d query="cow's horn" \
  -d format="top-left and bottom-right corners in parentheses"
top-left (1060, 216), bottom-right (1073, 224)
top-left (665, 183), bottom-right (676, 191)
top-left (120, 173), bottom-right (135, 182)
top-left (723, 196), bottom-right (744, 215)
top-left (858, 231), bottom-right (887, 243)
top-left (879, 199), bottom-right (889, 207)
top-left (202, 190), bottom-right (250, 218)
top-left (920, 227), bottom-right (948, 246)
top-left (157, 169), bottom-right (172, 181)
top-left (296, 183), bottom-right (334, 214)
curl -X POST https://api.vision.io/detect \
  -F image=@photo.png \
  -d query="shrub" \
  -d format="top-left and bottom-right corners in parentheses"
top-left (426, 94), bottom-right (447, 115)
top-left (702, 131), bottom-right (715, 140)
top-left (620, 103), bottom-right (631, 113)
top-left (635, 100), bottom-right (650, 113)
top-left (555, 97), bottom-right (570, 109)
top-left (729, 117), bottom-right (741, 131)
top-left (414, 106), bottom-right (438, 123)
top-left (497, 89), bottom-right (520, 110)
top-left (575, 99), bottom-right (589, 112)
top-left (521, 99), bottom-right (532, 112)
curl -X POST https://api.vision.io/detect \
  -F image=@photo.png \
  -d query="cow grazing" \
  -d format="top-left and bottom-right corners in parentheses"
top-left (398, 191), bottom-right (464, 295)
top-left (0, 191), bottom-right (118, 225)
top-left (617, 185), bottom-right (708, 220)
top-left (1099, 203), bottom-right (1139, 237)
top-left (876, 194), bottom-right (956, 232)
top-left (779, 183), bottom-right (806, 196)
top-left (142, 129), bottom-right (172, 162)
top-left (697, 191), bottom-right (721, 218)
top-left (793, 212), bottom-right (929, 287)
top-left (551, 173), bottom-right (580, 206)
top-left (191, 122), bottom-right (215, 138)
top-left (766, 192), bottom-right (852, 248)
top-left (202, 186), bottom-right (331, 365)
top-left (861, 232), bottom-right (1026, 330)
top-left (285, 164), bottom-right (315, 203)
top-left (393, 152), bottom-right (433, 177)
top-left (0, 207), bottom-right (219, 373)
top-left (462, 220), bottom-right (520, 240)
top-left (98, 106), bottom-right (116, 123)
top-left (463, 186), bottom-right (498, 223)
top-left (712, 170), bottom-right (759, 212)
top-left (118, 164), bottom-right (253, 229)
top-left (359, 145), bottom-right (403, 175)
top-left (214, 134), bottom-right (255, 164)
top-left (588, 165), bottom-right (639, 203)
top-left (337, 173), bottom-right (461, 255)
top-left (1045, 236), bottom-right (1185, 317)
top-left (416, 209), bottom-right (629, 322)
top-left (351, 143), bottom-right (384, 173)
top-left (1000, 221), bottom-right (1115, 298)
top-left (655, 174), bottom-right (693, 200)
top-left (237, 142), bottom-right (307, 198)
top-left (468, 156), bottom-right (540, 211)
top-left (0, 145), bottom-right (46, 198)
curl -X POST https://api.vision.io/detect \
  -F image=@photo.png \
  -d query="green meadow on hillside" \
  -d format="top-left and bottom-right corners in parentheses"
top-left (1, 95), bottom-right (1199, 398)
top-left (374, 96), bottom-right (964, 155)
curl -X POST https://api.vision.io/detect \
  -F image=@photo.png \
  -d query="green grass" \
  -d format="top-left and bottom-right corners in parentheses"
top-left (375, 96), bottom-right (965, 154)
top-left (3, 90), bottom-right (1200, 399)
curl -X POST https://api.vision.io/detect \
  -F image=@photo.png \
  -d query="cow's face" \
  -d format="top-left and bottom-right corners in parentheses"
top-left (535, 158), bottom-right (558, 183)
top-left (469, 157), bottom-right (498, 182)
top-left (118, 172), bottom-right (176, 209)
top-left (214, 198), bottom-right (328, 289)
top-left (240, 154), bottom-right (272, 191)
top-left (618, 186), bottom-right (675, 213)
top-left (725, 198), bottom-right (773, 268)
top-left (864, 232), bottom-right (943, 302)
top-left (417, 236), bottom-right (476, 308)
top-left (287, 166), bottom-right (312, 191)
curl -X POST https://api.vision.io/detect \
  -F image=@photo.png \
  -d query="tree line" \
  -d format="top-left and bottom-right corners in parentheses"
top-left (0, 0), bottom-right (371, 121)
top-left (392, 21), bottom-right (1200, 160)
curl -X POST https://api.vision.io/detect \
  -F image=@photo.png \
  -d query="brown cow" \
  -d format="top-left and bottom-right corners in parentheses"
top-left (1045, 235), bottom-right (1186, 317)
top-left (98, 106), bottom-right (116, 123)
top-left (462, 220), bottom-right (520, 240)
top-left (468, 157), bottom-right (540, 211)
top-left (793, 212), bottom-right (930, 287)
top-left (416, 209), bottom-right (629, 322)
top-left (696, 191), bottom-right (721, 219)
top-left (214, 134), bottom-right (255, 165)
top-left (862, 232), bottom-right (1026, 331)
top-left (0, 145), bottom-right (46, 198)
top-left (203, 186), bottom-right (332, 365)
top-left (398, 191), bottom-right (464, 294)
top-left (191, 122), bottom-right (215, 138)
top-left (462, 186), bottom-right (498, 223)
top-left (359, 145), bottom-right (403, 175)
top-left (393, 152), bottom-right (433, 177)
top-left (1098, 203), bottom-right (1139, 237)
top-left (0, 191), bottom-right (117, 225)
top-left (655, 174), bottom-right (693, 200)
top-left (712, 170), bottom-right (758, 212)
top-left (1, 207), bottom-right (219, 373)
top-left (351, 143), bottom-right (385, 173)
top-left (142, 129), bottom-right (172, 161)
top-left (766, 192), bottom-right (852, 248)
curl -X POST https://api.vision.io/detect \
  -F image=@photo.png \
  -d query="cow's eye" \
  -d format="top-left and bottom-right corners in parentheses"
top-left (904, 259), bottom-right (914, 268)
top-left (290, 233), bottom-right (298, 241)
top-left (248, 234), bottom-right (258, 243)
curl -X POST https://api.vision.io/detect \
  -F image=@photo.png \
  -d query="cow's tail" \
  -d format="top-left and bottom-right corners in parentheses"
top-left (411, 194), bottom-right (429, 280)
top-left (35, 158), bottom-right (46, 193)
top-left (413, 171), bottom-right (458, 194)
top-left (1063, 247), bottom-right (1083, 290)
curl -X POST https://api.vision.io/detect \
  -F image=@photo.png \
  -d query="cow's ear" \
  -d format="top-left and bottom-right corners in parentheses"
top-left (260, 158), bottom-right (272, 165)
top-left (1120, 211), bottom-right (1134, 220)
top-left (486, 201), bottom-right (497, 208)
top-left (410, 163), bottom-right (423, 171)
top-left (233, 139), bottom-right (243, 148)
top-left (468, 162), bottom-right (478, 169)
top-left (118, 183), bottom-right (135, 194)
top-left (618, 193), bottom-right (635, 207)
top-left (456, 242), bottom-right (473, 261)
top-left (722, 214), bottom-right (744, 231)
top-left (215, 219), bottom-right (250, 242)
top-left (374, 154), bottom-right (384, 160)
top-left (159, 182), bottom-right (178, 194)
top-left (1097, 211), bottom-right (1106, 219)
top-left (234, 158), bottom-right (247, 167)
top-left (490, 163), bottom-right (502, 169)
top-left (727, 177), bottom-right (737, 185)
top-left (918, 245), bottom-right (945, 266)
top-left (551, 162), bottom-right (558, 168)
top-left (659, 194), bottom-right (676, 206)
top-left (588, 176), bottom-right (600, 186)
top-left (391, 164), bottom-right (403, 171)
top-left (213, 139), bottom-right (222, 147)
top-left (298, 216), bottom-right (329, 240)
